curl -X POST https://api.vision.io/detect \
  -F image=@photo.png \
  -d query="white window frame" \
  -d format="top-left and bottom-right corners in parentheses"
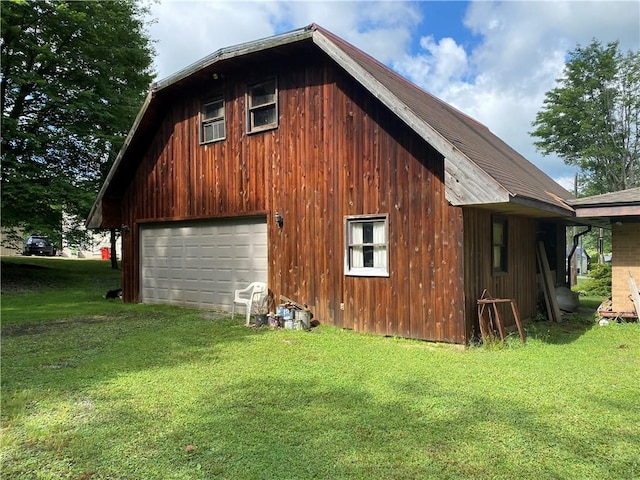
top-left (200, 96), bottom-right (226, 144)
top-left (344, 214), bottom-right (390, 277)
top-left (246, 77), bottom-right (278, 134)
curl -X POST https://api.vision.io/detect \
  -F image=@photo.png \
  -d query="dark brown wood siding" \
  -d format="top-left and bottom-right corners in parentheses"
top-left (117, 51), bottom-right (466, 343)
top-left (462, 208), bottom-right (538, 339)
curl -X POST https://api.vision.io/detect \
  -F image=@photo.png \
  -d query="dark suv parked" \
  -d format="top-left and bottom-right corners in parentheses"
top-left (23, 235), bottom-right (56, 256)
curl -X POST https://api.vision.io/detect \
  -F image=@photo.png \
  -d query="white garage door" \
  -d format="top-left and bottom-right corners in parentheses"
top-left (140, 217), bottom-right (267, 309)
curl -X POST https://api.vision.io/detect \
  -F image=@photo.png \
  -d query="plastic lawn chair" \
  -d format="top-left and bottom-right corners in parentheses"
top-left (231, 282), bottom-right (267, 326)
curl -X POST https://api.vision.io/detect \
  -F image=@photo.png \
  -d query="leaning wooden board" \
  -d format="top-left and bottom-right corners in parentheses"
top-left (537, 241), bottom-right (563, 323)
top-left (629, 271), bottom-right (640, 319)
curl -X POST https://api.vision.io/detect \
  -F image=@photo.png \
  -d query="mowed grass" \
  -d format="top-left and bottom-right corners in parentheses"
top-left (1, 257), bottom-right (639, 479)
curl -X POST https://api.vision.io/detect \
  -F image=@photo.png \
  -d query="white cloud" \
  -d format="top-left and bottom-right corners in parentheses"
top-left (148, 1), bottom-right (421, 79)
top-left (394, 1), bottom-right (638, 183)
top-left (148, 1), bottom-right (285, 79)
top-left (394, 36), bottom-right (469, 93)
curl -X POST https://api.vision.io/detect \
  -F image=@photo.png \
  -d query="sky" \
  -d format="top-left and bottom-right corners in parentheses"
top-left (145, 0), bottom-right (640, 190)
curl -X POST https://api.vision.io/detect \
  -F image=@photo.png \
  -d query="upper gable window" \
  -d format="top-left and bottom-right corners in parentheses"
top-left (247, 78), bottom-right (278, 133)
top-left (201, 97), bottom-right (225, 144)
top-left (345, 215), bottom-right (389, 277)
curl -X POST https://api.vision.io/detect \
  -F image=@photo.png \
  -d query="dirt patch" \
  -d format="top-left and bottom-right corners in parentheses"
top-left (199, 312), bottom-right (230, 321)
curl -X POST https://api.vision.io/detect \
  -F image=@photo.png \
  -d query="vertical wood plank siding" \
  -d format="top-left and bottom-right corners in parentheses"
top-left (462, 208), bottom-right (538, 338)
top-left (118, 52), bottom-right (466, 343)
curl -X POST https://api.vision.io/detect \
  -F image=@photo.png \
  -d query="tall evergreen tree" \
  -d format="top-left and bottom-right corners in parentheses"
top-left (1, 0), bottom-right (154, 248)
top-left (531, 40), bottom-right (640, 196)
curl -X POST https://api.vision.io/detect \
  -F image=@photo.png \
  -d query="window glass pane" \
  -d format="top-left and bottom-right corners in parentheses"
top-left (250, 81), bottom-right (276, 107)
top-left (253, 107), bottom-right (276, 127)
top-left (215, 120), bottom-right (225, 138)
top-left (493, 246), bottom-right (502, 270)
top-left (374, 246), bottom-right (387, 268)
top-left (492, 217), bottom-right (507, 272)
top-left (204, 99), bottom-right (224, 120)
top-left (202, 120), bottom-right (225, 142)
top-left (493, 221), bottom-right (503, 245)
top-left (373, 222), bottom-right (386, 243)
top-left (363, 245), bottom-right (374, 267)
top-left (351, 223), bottom-right (363, 244)
top-left (351, 246), bottom-right (364, 268)
top-left (363, 222), bottom-right (374, 244)
top-left (202, 123), bottom-right (213, 142)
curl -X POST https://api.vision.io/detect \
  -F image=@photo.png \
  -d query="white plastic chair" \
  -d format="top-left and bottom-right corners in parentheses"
top-left (231, 282), bottom-right (268, 326)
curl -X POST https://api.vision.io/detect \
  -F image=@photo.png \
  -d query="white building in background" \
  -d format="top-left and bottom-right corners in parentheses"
top-left (0, 228), bottom-right (23, 256)
top-left (62, 212), bottom-right (121, 260)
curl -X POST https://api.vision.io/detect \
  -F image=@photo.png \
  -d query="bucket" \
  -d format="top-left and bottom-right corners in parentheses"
top-left (295, 310), bottom-right (311, 330)
top-left (254, 314), bottom-right (268, 327)
top-left (284, 319), bottom-right (294, 330)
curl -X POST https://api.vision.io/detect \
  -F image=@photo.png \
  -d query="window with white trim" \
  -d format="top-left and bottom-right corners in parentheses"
top-left (201, 97), bottom-right (225, 143)
top-left (345, 215), bottom-right (389, 277)
top-left (247, 78), bottom-right (278, 133)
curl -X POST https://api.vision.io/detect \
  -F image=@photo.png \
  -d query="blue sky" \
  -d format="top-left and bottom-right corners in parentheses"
top-left (408, 2), bottom-right (480, 55)
top-left (147, 1), bottom-right (640, 189)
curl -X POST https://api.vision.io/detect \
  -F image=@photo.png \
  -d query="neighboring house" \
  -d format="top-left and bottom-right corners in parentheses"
top-left (0, 228), bottom-right (23, 256)
top-left (567, 245), bottom-right (590, 276)
top-left (576, 247), bottom-right (591, 275)
top-left (61, 212), bottom-right (121, 260)
top-left (570, 187), bottom-right (640, 316)
top-left (87, 24), bottom-right (575, 343)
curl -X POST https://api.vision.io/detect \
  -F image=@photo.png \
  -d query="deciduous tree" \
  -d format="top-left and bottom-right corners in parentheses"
top-left (531, 40), bottom-right (640, 195)
top-left (1, 0), bottom-right (154, 252)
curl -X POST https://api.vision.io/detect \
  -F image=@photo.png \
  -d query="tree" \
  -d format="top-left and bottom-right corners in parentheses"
top-left (531, 40), bottom-right (640, 196)
top-left (1, 0), bottom-right (154, 252)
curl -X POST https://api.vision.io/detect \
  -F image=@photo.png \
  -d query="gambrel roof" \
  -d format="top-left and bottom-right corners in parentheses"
top-left (88, 24), bottom-right (574, 228)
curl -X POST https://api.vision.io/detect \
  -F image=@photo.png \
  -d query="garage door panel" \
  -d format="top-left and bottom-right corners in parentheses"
top-left (200, 247), bottom-right (217, 259)
top-left (140, 217), bottom-right (267, 309)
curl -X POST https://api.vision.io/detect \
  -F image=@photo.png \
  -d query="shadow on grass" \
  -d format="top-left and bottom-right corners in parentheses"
top-left (1, 309), bottom-right (269, 418)
top-left (1, 257), bottom-right (123, 325)
top-left (67, 375), bottom-right (639, 479)
top-left (525, 316), bottom-right (594, 345)
top-left (523, 297), bottom-right (602, 345)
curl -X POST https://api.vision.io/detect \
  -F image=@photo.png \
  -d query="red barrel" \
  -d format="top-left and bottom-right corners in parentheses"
top-left (101, 247), bottom-right (110, 260)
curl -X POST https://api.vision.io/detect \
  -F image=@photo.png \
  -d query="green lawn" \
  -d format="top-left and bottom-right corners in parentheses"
top-left (2, 257), bottom-right (639, 479)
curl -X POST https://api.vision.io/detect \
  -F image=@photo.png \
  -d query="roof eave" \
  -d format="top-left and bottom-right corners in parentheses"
top-left (510, 195), bottom-right (575, 217)
top-left (574, 204), bottom-right (640, 217)
top-left (153, 26), bottom-right (316, 92)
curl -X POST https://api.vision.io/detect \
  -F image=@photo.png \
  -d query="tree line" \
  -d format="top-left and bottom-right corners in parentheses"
top-left (1, 0), bottom-right (154, 263)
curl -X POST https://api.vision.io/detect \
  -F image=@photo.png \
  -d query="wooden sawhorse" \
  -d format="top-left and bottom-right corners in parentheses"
top-left (477, 289), bottom-right (526, 344)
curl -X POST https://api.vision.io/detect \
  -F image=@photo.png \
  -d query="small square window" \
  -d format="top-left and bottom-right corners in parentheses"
top-left (345, 215), bottom-right (389, 277)
top-left (492, 216), bottom-right (508, 274)
top-left (201, 97), bottom-right (225, 143)
top-left (247, 78), bottom-right (278, 133)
